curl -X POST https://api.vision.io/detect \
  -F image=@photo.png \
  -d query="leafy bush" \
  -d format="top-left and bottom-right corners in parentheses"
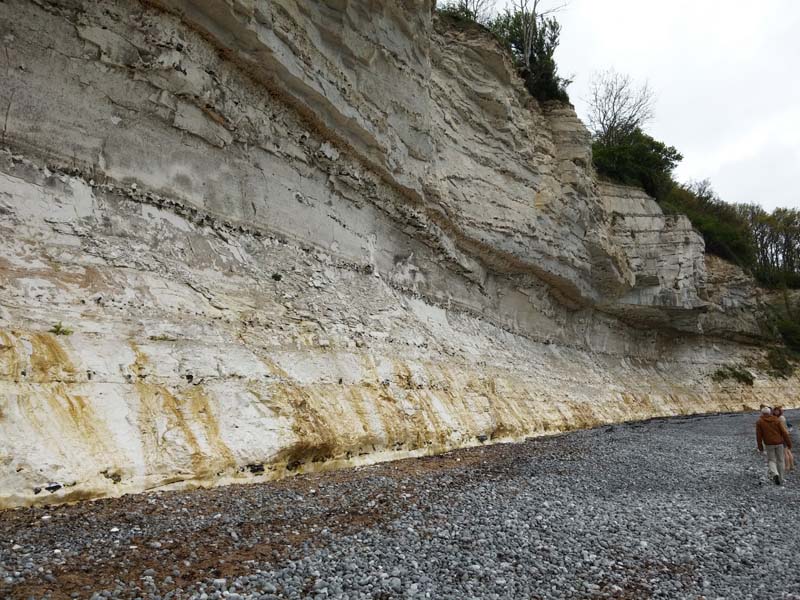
top-left (436, 2), bottom-right (571, 103)
top-left (49, 322), bottom-right (73, 336)
top-left (437, 2), bottom-right (481, 23)
top-left (660, 183), bottom-right (756, 267)
top-left (755, 269), bottom-right (800, 290)
top-left (592, 129), bottom-right (682, 199)
top-left (490, 11), bottom-right (570, 103)
top-left (712, 365), bottom-right (755, 386)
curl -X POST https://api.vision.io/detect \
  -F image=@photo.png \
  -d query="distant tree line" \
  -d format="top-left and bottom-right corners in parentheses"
top-left (736, 205), bottom-right (800, 289)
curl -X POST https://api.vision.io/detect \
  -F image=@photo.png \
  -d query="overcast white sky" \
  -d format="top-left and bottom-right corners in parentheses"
top-left (497, 0), bottom-right (800, 211)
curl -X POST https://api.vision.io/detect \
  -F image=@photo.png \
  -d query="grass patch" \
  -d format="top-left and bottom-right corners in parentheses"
top-left (712, 365), bottom-right (755, 386)
top-left (49, 322), bottom-right (73, 336)
top-left (148, 334), bottom-right (178, 342)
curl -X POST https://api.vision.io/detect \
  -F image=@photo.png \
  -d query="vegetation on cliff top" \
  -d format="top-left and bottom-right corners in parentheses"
top-left (586, 70), bottom-right (800, 295)
top-left (437, 0), bottom-right (571, 102)
top-left (435, 2), bottom-right (800, 341)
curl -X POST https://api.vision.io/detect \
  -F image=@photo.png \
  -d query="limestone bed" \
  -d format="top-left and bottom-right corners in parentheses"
top-left (2, 410), bottom-right (798, 599)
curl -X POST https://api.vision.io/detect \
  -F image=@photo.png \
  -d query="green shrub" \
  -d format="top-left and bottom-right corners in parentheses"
top-left (435, 3), bottom-right (571, 103)
top-left (712, 365), bottom-right (755, 386)
top-left (490, 11), bottom-right (571, 103)
top-left (49, 322), bottom-right (73, 336)
top-left (660, 183), bottom-right (756, 267)
top-left (436, 3), bottom-right (480, 23)
top-left (148, 334), bottom-right (177, 342)
top-left (592, 129), bottom-right (681, 200)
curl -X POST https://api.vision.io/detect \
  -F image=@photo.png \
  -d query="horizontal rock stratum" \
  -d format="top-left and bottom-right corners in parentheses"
top-left (0, 0), bottom-right (796, 508)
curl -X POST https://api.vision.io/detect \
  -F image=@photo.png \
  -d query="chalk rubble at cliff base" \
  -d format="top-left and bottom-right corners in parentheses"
top-left (2, 411), bottom-right (799, 599)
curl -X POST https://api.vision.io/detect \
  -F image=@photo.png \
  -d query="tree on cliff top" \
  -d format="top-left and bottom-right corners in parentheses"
top-left (499, 1), bottom-right (566, 70)
top-left (588, 70), bottom-right (679, 199)
top-left (736, 203), bottom-right (800, 288)
top-left (588, 74), bottom-right (800, 290)
top-left (436, 0), bottom-right (571, 103)
top-left (587, 72), bottom-right (758, 270)
top-left (588, 69), bottom-right (655, 146)
top-left (490, 1), bottom-right (571, 102)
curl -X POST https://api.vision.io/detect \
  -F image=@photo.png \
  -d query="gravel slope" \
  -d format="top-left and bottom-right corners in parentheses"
top-left (2, 410), bottom-right (799, 599)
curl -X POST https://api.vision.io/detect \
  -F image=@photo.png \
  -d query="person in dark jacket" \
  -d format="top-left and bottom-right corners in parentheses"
top-left (757, 406), bottom-right (793, 485)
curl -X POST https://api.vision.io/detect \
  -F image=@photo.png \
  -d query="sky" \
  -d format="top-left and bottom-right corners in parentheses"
top-left (497, 0), bottom-right (800, 211)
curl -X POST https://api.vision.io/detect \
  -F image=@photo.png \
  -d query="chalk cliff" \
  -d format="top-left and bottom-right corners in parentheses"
top-left (0, 0), bottom-right (795, 508)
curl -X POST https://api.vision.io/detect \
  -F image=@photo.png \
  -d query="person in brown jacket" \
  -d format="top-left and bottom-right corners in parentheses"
top-left (756, 406), bottom-right (793, 485)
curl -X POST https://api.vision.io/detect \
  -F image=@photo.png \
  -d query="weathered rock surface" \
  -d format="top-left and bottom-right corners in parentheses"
top-left (600, 182), bottom-right (706, 313)
top-left (0, 0), bottom-right (796, 508)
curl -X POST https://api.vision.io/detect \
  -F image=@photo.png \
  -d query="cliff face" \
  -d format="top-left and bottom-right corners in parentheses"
top-left (0, 0), bottom-right (795, 508)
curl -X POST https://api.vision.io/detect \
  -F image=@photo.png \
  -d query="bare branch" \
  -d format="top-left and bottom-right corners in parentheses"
top-left (506, 0), bottom-right (567, 69)
top-left (587, 69), bottom-right (655, 142)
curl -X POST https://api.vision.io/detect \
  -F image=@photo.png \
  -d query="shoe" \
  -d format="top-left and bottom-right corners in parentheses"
top-left (774, 475), bottom-right (781, 485)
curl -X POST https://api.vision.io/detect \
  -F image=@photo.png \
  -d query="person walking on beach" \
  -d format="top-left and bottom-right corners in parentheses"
top-left (772, 406), bottom-right (794, 473)
top-left (757, 406), bottom-right (793, 485)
